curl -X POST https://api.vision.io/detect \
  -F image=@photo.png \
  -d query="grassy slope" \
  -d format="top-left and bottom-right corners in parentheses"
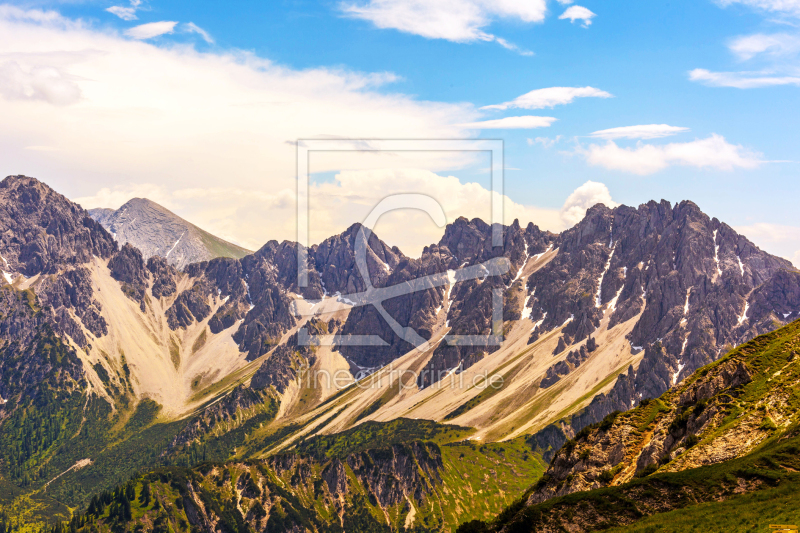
top-left (606, 480), bottom-right (800, 533)
top-left (198, 229), bottom-right (251, 260)
top-left (437, 439), bottom-right (546, 527)
top-left (290, 418), bottom-right (548, 530)
top-left (482, 426), bottom-right (800, 532)
top-left (0, 478), bottom-right (70, 533)
top-left (0, 389), bottom-right (280, 530)
top-left (39, 418), bottom-right (546, 533)
top-left (462, 319), bottom-right (800, 532)
top-left (293, 418), bottom-right (475, 459)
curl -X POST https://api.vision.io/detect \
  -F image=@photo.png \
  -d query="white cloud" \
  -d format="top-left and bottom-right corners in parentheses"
top-left (528, 135), bottom-right (562, 148)
top-left (73, 170), bottom-right (567, 254)
top-left (689, 68), bottom-right (800, 88)
top-left (310, 168), bottom-right (565, 254)
top-left (0, 60), bottom-right (81, 105)
top-left (589, 124), bottom-right (690, 140)
top-left (729, 33), bottom-right (800, 60)
top-left (580, 134), bottom-right (763, 175)
top-left (72, 173), bottom-right (627, 255)
top-left (184, 22), bottom-right (214, 44)
top-left (734, 222), bottom-right (800, 266)
top-left (556, 0), bottom-right (574, 4)
top-left (483, 86), bottom-right (612, 111)
top-left (700, 3), bottom-right (800, 91)
top-left (125, 21), bottom-right (178, 40)
top-left (339, 0), bottom-right (544, 53)
top-left (715, 0), bottom-right (800, 18)
top-left (460, 115), bottom-right (556, 129)
top-left (106, 0), bottom-right (142, 21)
top-left (559, 5), bottom-right (596, 27)
top-left (0, 7), bottom-right (481, 250)
top-left (560, 180), bottom-right (618, 226)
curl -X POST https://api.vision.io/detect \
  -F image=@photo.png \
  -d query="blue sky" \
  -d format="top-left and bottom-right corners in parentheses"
top-left (0, 0), bottom-right (798, 261)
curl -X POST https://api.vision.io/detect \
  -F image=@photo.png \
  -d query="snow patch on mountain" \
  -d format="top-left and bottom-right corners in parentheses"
top-left (713, 229), bottom-right (722, 277)
top-left (595, 248), bottom-right (615, 308)
top-left (738, 301), bottom-right (750, 326)
top-left (165, 231), bottom-right (185, 258)
top-left (532, 312), bottom-right (547, 332)
top-left (672, 362), bottom-right (685, 385)
top-left (684, 288), bottom-right (691, 315)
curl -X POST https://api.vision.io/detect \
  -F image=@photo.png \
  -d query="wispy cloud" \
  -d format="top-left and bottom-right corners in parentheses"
top-left (460, 116), bottom-right (556, 129)
top-left (339, 0), bottom-right (543, 54)
top-left (589, 124), bottom-right (690, 140)
top-left (729, 33), bottom-right (800, 60)
top-left (689, 68), bottom-right (800, 88)
top-left (715, 0), bottom-right (800, 18)
top-left (494, 37), bottom-right (534, 56)
top-left (528, 135), bottom-right (562, 148)
top-left (106, 0), bottom-right (142, 21)
top-left (184, 22), bottom-right (214, 44)
top-left (559, 5), bottom-right (596, 28)
top-left (483, 86), bottom-right (612, 111)
top-left (125, 21), bottom-right (178, 40)
top-left (578, 134), bottom-right (763, 175)
top-left (697, 1), bottom-right (800, 89)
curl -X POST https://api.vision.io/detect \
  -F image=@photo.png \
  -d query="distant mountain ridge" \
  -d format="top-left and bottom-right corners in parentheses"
top-left (88, 198), bottom-right (251, 270)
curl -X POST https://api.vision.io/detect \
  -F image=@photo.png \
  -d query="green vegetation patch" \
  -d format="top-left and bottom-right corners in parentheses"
top-left (293, 418), bottom-right (474, 460)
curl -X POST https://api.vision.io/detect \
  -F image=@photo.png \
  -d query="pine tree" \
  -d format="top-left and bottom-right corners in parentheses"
top-left (139, 482), bottom-right (151, 506)
top-left (125, 482), bottom-right (136, 501)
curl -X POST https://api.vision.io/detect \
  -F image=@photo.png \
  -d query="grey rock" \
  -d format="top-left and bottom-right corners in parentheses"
top-left (88, 197), bottom-right (251, 270)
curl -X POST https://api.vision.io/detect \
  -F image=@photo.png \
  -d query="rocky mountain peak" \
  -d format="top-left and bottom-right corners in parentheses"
top-left (0, 175), bottom-right (116, 277)
top-left (313, 224), bottom-right (403, 295)
top-left (528, 198), bottom-right (799, 445)
top-left (438, 216), bottom-right (492, 263)
top-left (87, 197), bottom-right (251, 270)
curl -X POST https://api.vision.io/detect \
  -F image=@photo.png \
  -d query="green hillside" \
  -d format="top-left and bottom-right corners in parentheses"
top-left (461, 319), bottom-right (800, 532)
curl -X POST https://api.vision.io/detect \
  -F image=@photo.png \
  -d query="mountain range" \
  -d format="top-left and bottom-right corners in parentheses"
top-left (0, 174), bottom-right (799, 532)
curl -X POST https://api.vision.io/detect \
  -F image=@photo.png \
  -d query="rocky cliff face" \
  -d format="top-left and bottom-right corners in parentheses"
top-left (0, 176), bottom-right (118, 350)
top-left (521, 201), bottom-right (799, 447)
top-left (418, 218), bottom-right (554, 387)
top-left (88, 197), bottom-right (251, 270)
top-left (0, 176), bottom-right (116, 276)
top-left (334, 217), bottom-right (556, 378)
top-left (108, 243), bottom-right (149, 312)
top-left (250, 328), bottom-right (317, 393)
top-left (0, 286), bottom-right (85, 406)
